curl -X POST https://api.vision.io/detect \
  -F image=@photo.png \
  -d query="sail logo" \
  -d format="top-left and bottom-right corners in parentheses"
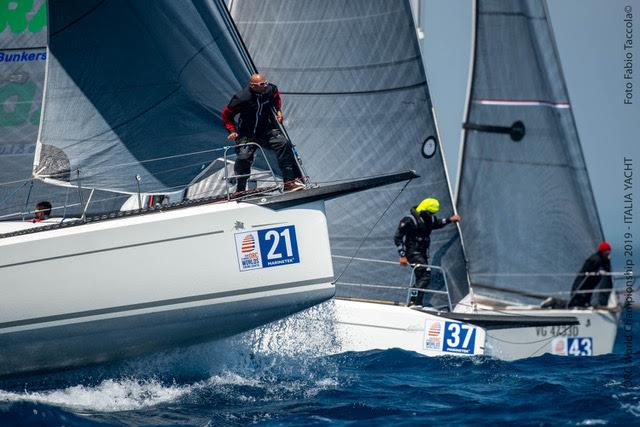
top-left (0, 0), bottom-right (47, 34)
top-left (0, 80), bottom-right (41, 127)
top-left (0, 50), bottom-right (46, 62)
top-left (235, 225), bottom-right (300, 271)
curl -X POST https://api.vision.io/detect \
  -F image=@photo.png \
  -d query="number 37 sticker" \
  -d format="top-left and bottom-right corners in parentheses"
top-left (424, 320), bottom-right (480, 355)
top-left (235, 225), bottom-right (300, 271)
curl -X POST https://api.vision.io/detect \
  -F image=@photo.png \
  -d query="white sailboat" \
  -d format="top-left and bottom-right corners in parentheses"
top-left (0, 0), bottom-right (414, 377)
top-left (232, 0), bottom-right (620, 360)
top-left (452, 0), bottom-right (620, 360)
top-left (231, 0), bottom-right (489, 357)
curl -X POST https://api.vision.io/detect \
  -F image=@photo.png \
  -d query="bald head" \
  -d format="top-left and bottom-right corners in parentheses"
top-left (249, 73), bottom-right (268, 93)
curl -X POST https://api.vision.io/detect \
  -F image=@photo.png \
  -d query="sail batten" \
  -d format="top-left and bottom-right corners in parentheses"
top-left (457, 0), bottom-right (604, 302)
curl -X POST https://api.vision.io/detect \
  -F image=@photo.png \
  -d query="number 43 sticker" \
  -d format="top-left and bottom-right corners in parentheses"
top-left (551, 337), bottom-right (593, 356)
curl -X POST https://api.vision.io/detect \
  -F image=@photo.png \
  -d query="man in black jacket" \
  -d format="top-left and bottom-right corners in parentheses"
top-left (568, 241), bottom-right (613, 307)
top-left (394, 198), bottom-right (460, 307)
top-left (221, 73), bottom-right (304, 193)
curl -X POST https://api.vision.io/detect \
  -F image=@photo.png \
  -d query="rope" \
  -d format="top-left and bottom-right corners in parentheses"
top-left (0, 146), bottom-right (231, 188)
top-left (333, 178), bottom-right (412, 284)
top-left (473, 272), bottom-right (630, 277)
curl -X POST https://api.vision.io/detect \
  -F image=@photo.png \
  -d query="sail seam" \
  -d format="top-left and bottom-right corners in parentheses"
top-left (465, 156), bottom-right (587, 170)
top-left (260, 56), bottom-right (420, 72)
top-left (480, 11), bottom-right (545, 20)
top-left (50, 0), bottom-right (107, 37)
top-left (472, 99), bottom-right (570, 108)
top-left (234, 9), bottom-right (404, 25)
top-left (281, 81), bottom-right (426, 96)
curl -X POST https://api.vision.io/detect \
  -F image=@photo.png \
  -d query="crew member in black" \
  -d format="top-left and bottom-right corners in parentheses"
top-left (568, 241), bottom-right (613, 307)
top-left (394, 198), bottom-right (460, 307)
top-left (221, 73), bottom-right (304, 193)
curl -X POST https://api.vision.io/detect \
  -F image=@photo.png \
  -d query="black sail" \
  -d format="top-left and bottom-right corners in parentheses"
top-left (232, 0), bottom-right (469, 306)
top-left (35, 0), bottom-right (255, 194)
top-left (456, 0), bottom-right (604, 302)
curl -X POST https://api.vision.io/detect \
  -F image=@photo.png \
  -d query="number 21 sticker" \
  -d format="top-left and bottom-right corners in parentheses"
top-left (235, 225), bottom-right (300, 271)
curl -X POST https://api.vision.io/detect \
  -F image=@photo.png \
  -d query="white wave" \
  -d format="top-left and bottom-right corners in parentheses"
top-left (576, 420), bottom-right (608, 425)
top-left (0, 370), bottom-right (339, 413)
top-left (0, 378), bottom-right (197, 412)
top-left (0, 303), bottom-right (342, 413)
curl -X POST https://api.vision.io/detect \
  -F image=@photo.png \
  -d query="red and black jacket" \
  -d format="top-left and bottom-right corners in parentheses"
top-left (221, 83), bottom-right (282, 137)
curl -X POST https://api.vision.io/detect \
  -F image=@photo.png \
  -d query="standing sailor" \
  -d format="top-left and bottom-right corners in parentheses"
top-left (568, 241), bottom-right (613, 307)
top-left (221, 73), bottom-right (305, 193)
top-left (394, 198), bottom-right (460, 307)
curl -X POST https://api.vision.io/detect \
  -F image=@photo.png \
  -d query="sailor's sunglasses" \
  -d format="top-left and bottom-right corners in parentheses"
top-left (250, 81), bottom-right (269, 87)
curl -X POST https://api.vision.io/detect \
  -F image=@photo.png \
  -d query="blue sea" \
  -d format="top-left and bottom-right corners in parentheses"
top-left (1, 305), bottom-right (638, 427)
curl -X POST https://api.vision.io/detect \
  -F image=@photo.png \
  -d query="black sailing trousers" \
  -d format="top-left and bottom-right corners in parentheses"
top-left (233, 130), bottom-right (299, 191)
top-left (408, 253), bottom-right (431, 306)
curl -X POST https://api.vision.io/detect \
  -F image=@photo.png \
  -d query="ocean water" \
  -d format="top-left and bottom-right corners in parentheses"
top-left (0, 304), bottom-right (638, 427)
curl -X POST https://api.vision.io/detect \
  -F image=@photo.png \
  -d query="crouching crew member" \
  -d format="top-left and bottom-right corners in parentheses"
top-left (568, 241), bottom-right (613, 307)
top-left (394, 198), bottom-right (460, 307)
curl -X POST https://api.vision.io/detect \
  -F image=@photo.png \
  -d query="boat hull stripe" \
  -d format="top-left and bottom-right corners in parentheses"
top-left (0, 230), bottom-right (225, 269)
top-left (0, 277), bottom-right (334, 330)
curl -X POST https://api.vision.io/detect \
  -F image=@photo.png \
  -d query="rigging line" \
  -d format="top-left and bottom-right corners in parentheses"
top-left (486, 332), bottom-right (559, 346)
top-left (527, 325), bottom-right (575, 358)
top-left (333, 178), bottom-right (412, 285)
top-left (463, 155), bottom-right (587, 170)
top-left (50, 0), bottom-right (108, 37)
top-left (0, 179), bottom-right (29, 206)
top-left (27, 147), bottom-right (228, 184)
top-left (473, 272), bottom-right (629, 277)
top-left (453, 300), bottom-right (592, 319)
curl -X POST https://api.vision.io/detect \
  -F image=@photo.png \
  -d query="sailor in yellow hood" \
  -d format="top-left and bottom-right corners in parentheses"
top-left (393, 197), bottom-right (460, 307)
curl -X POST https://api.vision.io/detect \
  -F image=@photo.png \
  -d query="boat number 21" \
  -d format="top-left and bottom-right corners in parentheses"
top-left (257, 225), bottom-right (300, 268)
top-left (264, 228), bottom-right (294, 260)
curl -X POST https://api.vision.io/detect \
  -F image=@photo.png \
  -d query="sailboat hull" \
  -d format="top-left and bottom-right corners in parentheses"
top-left (333, 299), bottom-right (487, 357)
top-left (453, 295), bottom-right (619, 360)
top-left (332, 297), bottom-right (618, 361)
top-left (0, 200), bottom-right (335, 377)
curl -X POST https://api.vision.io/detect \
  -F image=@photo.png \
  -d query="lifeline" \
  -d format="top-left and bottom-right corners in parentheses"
top-left (0, 51), bottom-right (47, 63)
